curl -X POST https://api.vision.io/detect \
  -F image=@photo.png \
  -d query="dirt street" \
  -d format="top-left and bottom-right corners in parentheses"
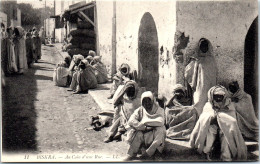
top-left (2, 45), bottom-right (127, 161)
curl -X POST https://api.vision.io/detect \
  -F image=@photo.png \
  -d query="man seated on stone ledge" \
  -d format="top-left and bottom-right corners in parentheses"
top-left (189, 85), bottom-right (247, 161)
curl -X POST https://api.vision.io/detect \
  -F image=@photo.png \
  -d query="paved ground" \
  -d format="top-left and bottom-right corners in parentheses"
top-left (1, 44), bottom-right (259, 162)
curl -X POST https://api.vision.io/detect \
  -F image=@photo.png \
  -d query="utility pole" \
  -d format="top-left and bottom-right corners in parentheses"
top-left (111, 1), bottom-right (117, 76)
top-left (44, 0), bottom-right (46, 37)
top-left (53, 0), bottom-right (55, 43)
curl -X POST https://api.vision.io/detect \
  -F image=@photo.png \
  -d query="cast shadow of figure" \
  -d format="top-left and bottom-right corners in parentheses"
top-left (91, 86), bottom-right (110, 91)
top-left (36, 61), bottom-right (56, 66)
top-left (33, 65), bottom-right (54, 72)
top-left (34, 74), bottom-right (53, 81)
top-left (159, 140), bottom-right (205, 162)
top-left (30, 64), bottom-right (54, 81)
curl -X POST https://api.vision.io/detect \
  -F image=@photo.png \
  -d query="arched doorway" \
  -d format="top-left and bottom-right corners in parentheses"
top-left (244, 16), bottom-right (258, 114)
top-left (138, 12), bottom-right (159, 94)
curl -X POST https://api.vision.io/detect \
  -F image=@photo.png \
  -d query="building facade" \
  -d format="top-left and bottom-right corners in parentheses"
top-left (96, 0), bottom-right (258, 104)
top-left (54, 0), bottom-right (92, 42)
top-left (0, 0), bottom-right (21, 27)
top-left (55, 0), bottom-right (258, 108)
top-left (0, 12), bottom-right (7, 27)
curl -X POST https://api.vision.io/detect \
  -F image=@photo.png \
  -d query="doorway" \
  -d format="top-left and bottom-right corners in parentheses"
top-left (244, 16), bottom-right (258, 114)
top-left (138, 12), bottom-right (159, 94)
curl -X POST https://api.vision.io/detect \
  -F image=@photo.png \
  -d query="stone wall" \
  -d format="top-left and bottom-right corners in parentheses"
top-left (96, 1), bottom-right (113, 75)
top-left (114, 1), bottom-right (178, 98)
top-left (96, 0), bottom-right (258, 99)
top-left (176, 0), bottom-right (258, 89)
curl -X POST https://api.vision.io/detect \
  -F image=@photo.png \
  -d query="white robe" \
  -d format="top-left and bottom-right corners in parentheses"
top-left (185, 39), bottom-right (217, 115)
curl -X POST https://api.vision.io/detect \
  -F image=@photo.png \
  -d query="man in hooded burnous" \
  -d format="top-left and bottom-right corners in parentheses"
top-left (25, 32), bottom-right (33, 68)
top-left (185, 38), bottom-right (217, 116)
top-left (32, 30), bottom-right (42, 63)
top-left (165, 84), bottom-right (197, 140)
top-left (228, 81), bottom-right (259, 141)
top-left (13, 26), bottom-right (28, 74)
top-left (189, 85), bottom-right (247, 161)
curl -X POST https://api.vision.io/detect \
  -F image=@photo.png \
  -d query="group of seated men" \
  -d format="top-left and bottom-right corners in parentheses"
top-left (101, 63), bottom-right (258, 161)
top-left (53, 45), bottom-right (258, 161)
top-left (53, 50), bottom-right (108, 94)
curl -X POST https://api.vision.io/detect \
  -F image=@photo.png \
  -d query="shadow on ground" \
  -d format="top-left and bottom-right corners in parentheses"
top-left (2, 65), bottom-right (38, 152)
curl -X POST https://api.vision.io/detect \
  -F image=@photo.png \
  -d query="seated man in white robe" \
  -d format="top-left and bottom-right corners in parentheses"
top-left (189, 85), bottom-right (247, 161)
top-left (53, 55), bottom-right (71, 87)
top-left (125, 91), bottom-right (166, 161)
top-left (68, 54), bottom-right (84, 85)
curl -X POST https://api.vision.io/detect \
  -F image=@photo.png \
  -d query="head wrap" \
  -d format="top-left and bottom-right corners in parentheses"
top-left (86, 56), bottom-right (94, 64)
top-left (228, 81), bottom-right (244, 101)
top-left (141, 91), bottom-right (154, 104)
top-left (81, 59), bottom-right (90, 66)
top-left (197, 38), bottom-right (213, 57)
top-left (86, 56), bottom-right (93, 60)
top-left (119, 63), bottom-right (130, 76)
top-left (90, 56), bottom-right (102, 65)
top-left (113, 80), bottom-right (139, 105)
top-left (124, 80), bottom-right (139, 99)
top-left (15, 26), bottom-right (25, 37)
top-left (93, 56), bottom-right (101, 63)
top-left (64, 54), bottom-right (71, 64)
top-left (172, 84), bottom-right (186, 95)
top-left (89, 50), bottom-right (96, 57)
top-left (208, 85), bottom-right (231, 110)
top-left (73, 54), bottom-right (84, 64)
top-left (141, 91), bottom-right (162, 115)
top-left (65, 54), bottom-right (71, 61)
top-left (26, 32), bottom-right (32, 38)
top-left (73, 54), bottom-right (84, 60)
top-left (32, 30), bottom-right (38, 38)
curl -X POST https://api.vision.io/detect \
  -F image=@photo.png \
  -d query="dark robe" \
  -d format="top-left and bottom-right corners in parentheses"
top-left (32, 36), bottom-right (41, 60)
top-left (26, 35), bottom-right (33, 65)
